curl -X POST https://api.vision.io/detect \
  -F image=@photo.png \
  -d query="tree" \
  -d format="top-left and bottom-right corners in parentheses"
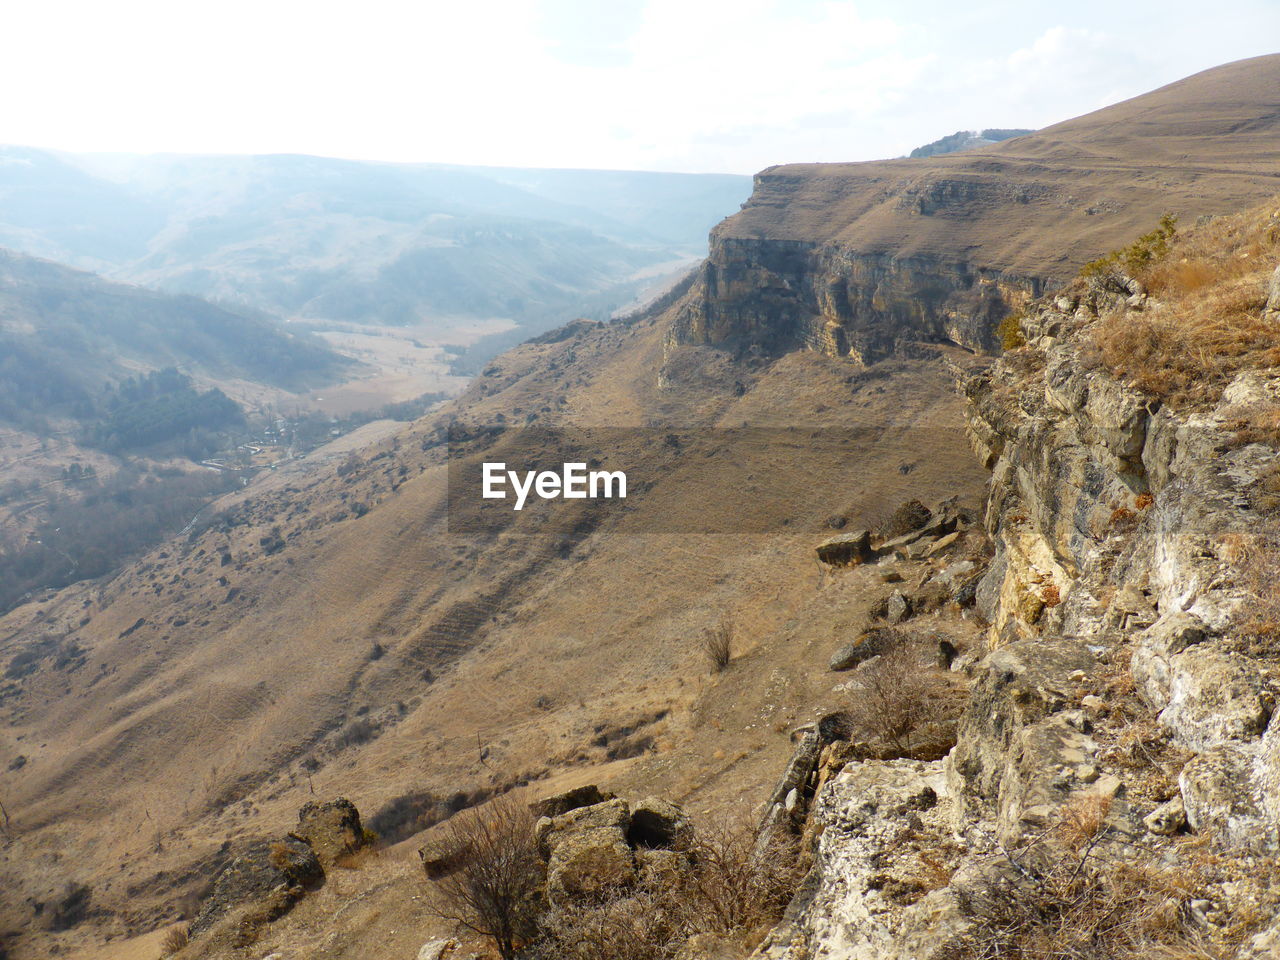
top-left (426, 796), bottom-right (544, 959)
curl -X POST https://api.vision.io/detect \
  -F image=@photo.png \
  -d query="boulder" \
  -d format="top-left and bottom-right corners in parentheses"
top-left (293, 797), bottom-right (366, 866)
top-left (188, 837), bottom-right (322, 938)
top-left (529, 784), bottom-right (614, 820)
top-left (1264, 263), bottom-right (1280, 322)
top-left (885, 591), bottom-right (912, 624)
top-left (419, 838), bottom-right (468, 879)
top-left (1143, 796), bottom-right (1186, 836)
top-left (922, 531), bottom-right (962, 557)
top-left (537, 797), bottom-right (630, 858)
top-left (627, 797), bottom-right (688, 849)
top-left (816, 529), bottom-right (873, 566)
top-left (1179, 747), bottom-right (1273, 848)
top-left (546, 826), bottom-right (636, 901)
top-left (1154, 648), bottom-right (1272, 750)
top-left (829, 627), bottom-right (899, 671)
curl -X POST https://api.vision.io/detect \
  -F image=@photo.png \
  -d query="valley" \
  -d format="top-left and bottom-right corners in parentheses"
top-left (2, 47), bottom-right (1280, 960)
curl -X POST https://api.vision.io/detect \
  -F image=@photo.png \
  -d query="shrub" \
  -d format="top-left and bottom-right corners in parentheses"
top-left (880, 499), bottom-right (933, 539)
top-left (333, 718), bottom-right (378, 750)
top-left (1081, 213), bottom-right (1178, 280)
top-left (159, 924), bottom-right (189, 955)
top-left (426, 796), bottom-right (544, 960)
top-left (845, 650), bottom-right (957, 758)
top-left (537, 886), bottom-right (686, 960)
top-left (675, 819), bottom-right (797, 935)
top-left (535, 815), bottom-right (797, 960)
top-left (1092, 202), bottom-right (1280, 410)
top-left (948, 801), bottom-right (1208, 960)
top-left (998, 311), bottom-right (1027, 351)
top-left (700, 618), bottom-right (733, 673)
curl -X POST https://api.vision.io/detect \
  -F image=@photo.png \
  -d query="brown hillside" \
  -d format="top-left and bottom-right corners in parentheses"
top-left (728, 53), bottom-right (1280, 267)
top-left (677, 54), bottom-right (1280, 361)
top-left (0, 307), bottom-right (987, 959)
top-left (5, 55), bottom-right (1280, 960)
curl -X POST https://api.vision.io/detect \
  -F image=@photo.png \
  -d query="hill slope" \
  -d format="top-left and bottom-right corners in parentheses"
top-left (676, 53), bottom-right (1280, 360)
top-left (4, 55), bottom-right (1280, 960)
top-left (0, 247), bottom-right (346, 425)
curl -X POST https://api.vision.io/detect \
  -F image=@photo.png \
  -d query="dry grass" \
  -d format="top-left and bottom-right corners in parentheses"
top-left (1227, 403), bottom-right (1280, 447)
top-left (700, 618), bottom-right (734, 673)
top-left (159, 924), bottom-right (189, 956)
top-left (1092, 202), bottom-right (1280, 410)
top-left (1225, 528), bottom-right (1280, 644)
top-left (425, 796), bottom-right (544, 960)
top-left (1053, 794), bottom-right (1113, 853)
top-left (948, 800), bottom-right (1220, 960)
top-left (534, 816), bottom-right (798, 960)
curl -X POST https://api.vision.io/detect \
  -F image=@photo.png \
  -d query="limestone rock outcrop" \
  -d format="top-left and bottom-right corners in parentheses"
top-left (533, 793), bottom-right (690, 903)
top-left (752, 259), bottom-right (1280, 956)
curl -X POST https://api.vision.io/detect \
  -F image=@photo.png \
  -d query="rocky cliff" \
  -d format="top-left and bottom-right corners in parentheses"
top-left (673, 54), bottom-right (1280, 364)
top-left (753, 204), bottom-right (1280, 958)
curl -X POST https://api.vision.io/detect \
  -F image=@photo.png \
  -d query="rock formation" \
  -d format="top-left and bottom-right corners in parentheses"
top-left (672, 55), bottom-right (1280, 363)
top-left (751, 209), bottom-right (1280, 957)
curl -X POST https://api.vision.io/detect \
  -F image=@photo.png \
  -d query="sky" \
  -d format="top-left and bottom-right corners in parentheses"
top-left (1, 0), bottom-right (1277, 174)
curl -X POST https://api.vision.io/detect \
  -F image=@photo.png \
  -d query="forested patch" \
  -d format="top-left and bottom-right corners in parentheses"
top-left (0, 465), bottom-right (235, 612)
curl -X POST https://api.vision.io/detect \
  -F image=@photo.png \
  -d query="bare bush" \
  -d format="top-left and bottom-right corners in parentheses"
top-left (426, 796), bottom-right (544, 960)
top-left (943, 794), bottom-right (1237, 960)
top-left (535, 814), bottom-right (797, 960)
top-left (881, 499), bottom-right (933, 538)
top-left (846, 649), bottom-right (958, 758)
top-left (676, 819), bottom-right (798, 935)
top-left (950, 842), bottom-right (1203, 960)
top-left (538, 885), bottom-right (687, 960)
top-left (701, 618), bottom-right (733, 673)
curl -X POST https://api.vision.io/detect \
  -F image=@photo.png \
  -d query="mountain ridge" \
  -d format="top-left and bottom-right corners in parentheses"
top-left (5, 54), bottom-right (1280, 960)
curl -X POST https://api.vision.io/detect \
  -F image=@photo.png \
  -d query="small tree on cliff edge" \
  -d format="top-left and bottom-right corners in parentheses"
top-left (427, 795), bottom-right (543, 959)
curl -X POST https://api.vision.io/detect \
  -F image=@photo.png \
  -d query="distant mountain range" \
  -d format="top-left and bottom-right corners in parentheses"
top-left (908, 127), bottom-right (1034, 158)
top-left (0, 148), bottom-right (752, 331)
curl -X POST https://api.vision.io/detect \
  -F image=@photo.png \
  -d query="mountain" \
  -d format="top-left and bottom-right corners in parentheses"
top-left (0, 149), bottom-right (751, 334)
top-left (677, 53), bottom-right (1280, 362)
top-left (907, 127), bottom-right (1035, 158)
top-left (3, 54), bottom-right (1280, 960)
top-left (0, 246), bottom-right (347, 430)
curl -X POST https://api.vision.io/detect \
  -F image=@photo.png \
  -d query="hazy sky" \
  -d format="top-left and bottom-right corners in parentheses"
top-left (2, 0), bottom-right (1277, 173)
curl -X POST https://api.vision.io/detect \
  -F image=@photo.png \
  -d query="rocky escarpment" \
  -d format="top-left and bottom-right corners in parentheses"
top-left (752, 256), bottom-right (1280, 958)
top-left (670, 54), bottom-right (1280, 365)
top-left (672, 235), bottom-right (1037, 362)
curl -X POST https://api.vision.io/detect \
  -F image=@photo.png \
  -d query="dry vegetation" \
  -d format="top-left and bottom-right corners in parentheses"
top-left (700, 617), bottom-right (735, 673)
top-left (845, 648), bottom-right (963, 759)
top-left (427, 797), bottom-right (543, 960)
top-left (944, 794), bottom-right (1248, 960)
top-left (427, 799), bottom-right (797, 960)
top-left (1092, 203), bottom-right (1280, 409)
top-left (1222, 528), bottom-right (1280, 645)
top-left (159, 925), bottom-right (189, 956)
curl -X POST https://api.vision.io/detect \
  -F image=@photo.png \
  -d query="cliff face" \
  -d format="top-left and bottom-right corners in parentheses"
top-left (754, 211), bottom-right (1280, 958)
top-left (673, 235), bottom-right (1036, 361)
top-left (673, 54), bottom-right (1280, 364)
